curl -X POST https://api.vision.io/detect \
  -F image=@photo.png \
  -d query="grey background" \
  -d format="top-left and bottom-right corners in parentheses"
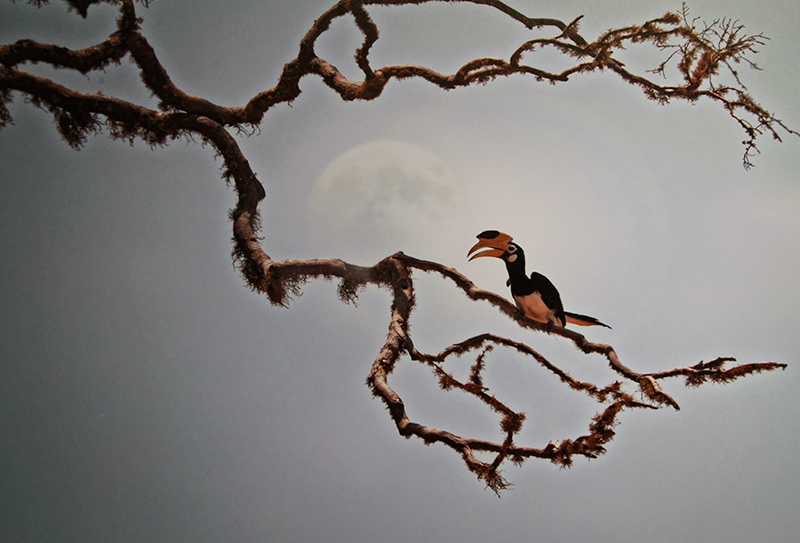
top-left (1, 1), bottom-right (797, 541)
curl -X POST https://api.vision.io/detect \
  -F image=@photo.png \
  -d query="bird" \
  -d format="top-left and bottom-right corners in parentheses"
top-left (467, 230), bottom-right (610, 329)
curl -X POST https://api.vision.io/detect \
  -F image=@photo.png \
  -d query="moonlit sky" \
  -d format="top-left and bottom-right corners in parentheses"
top-left (1, 1), bottom-right (798, 542)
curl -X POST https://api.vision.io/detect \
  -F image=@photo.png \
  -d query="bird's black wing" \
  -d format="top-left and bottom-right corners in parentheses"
top-left (529, 272), bottom-right (565, 321)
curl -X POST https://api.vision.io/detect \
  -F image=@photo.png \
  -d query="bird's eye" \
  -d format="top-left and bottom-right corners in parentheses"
top-left (507, 245), bottom-right (516, 253)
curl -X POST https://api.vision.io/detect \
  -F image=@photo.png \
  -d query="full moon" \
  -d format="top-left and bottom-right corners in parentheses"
top-left (308, 140), bottom-right (467, 263)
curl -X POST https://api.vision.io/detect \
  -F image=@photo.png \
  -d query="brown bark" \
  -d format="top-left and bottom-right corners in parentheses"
top-left (1, 0), bottom-right (790, 492)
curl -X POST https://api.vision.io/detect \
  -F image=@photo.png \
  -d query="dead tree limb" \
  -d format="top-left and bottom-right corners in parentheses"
top-left (1, 0), bottom-right (791, 492)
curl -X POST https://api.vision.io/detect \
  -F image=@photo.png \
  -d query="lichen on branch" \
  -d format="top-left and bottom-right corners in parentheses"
top-left (0, 0), bottom-right (791, 492)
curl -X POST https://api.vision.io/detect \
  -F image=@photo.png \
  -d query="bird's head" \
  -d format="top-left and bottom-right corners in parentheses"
top-left (467, 230), bottom-right (523, 264)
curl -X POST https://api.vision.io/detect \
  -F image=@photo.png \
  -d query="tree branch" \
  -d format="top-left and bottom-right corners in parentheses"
top-left (1, 0), bottom-right (790, 492)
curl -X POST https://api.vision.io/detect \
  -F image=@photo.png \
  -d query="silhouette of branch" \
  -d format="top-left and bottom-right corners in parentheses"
top-left (1, 0), bottom-right (790, 492)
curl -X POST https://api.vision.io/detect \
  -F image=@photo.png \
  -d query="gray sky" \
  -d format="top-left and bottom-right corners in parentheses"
top-left (1, 1), bottom-right (798, 542)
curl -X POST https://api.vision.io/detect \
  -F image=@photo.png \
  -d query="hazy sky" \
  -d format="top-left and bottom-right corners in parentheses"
top-left (1, 1), bottom-right (798, 542)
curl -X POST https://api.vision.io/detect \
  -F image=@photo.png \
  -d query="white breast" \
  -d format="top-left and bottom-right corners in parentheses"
top-left (514, 293), bottom-right (558, 325)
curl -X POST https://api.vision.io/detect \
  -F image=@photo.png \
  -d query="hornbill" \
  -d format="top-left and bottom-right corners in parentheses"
top-left (467, 230), bottom-right (610, 329)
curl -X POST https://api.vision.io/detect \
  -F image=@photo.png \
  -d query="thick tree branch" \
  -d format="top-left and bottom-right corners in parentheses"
top-left (1, 0), bottom-right (790, 492)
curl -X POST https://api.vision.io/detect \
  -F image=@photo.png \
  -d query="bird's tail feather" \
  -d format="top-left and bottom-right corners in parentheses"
top-left (564, 311), bottom-right (611, 329)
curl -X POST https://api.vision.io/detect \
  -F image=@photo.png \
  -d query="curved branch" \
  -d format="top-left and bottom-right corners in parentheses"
top-left (258, 250), bottom-right (784, 490)
top-left (0, 0), bottom-right (790, 492)
top-left (0, 3), bottom-right (137, 72)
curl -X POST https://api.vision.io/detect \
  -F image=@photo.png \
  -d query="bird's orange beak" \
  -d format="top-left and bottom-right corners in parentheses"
top-left (467, 232), bottom-right (513, 261)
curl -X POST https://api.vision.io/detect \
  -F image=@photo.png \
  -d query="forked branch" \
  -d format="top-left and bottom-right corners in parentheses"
top-left (0, 0), bottom-right (790, 492)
